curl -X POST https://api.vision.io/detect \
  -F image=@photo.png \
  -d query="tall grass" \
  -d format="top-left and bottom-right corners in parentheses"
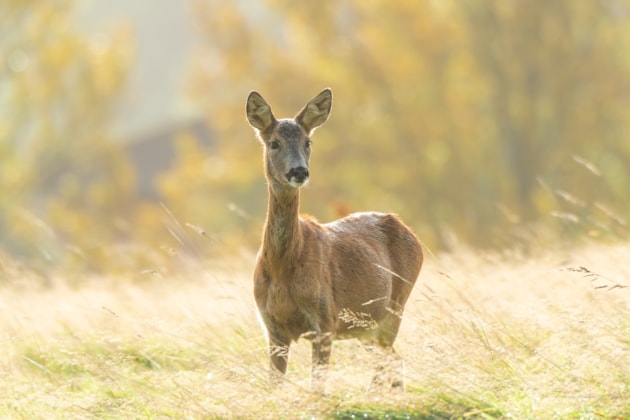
top-left (1, 241), bottom-right (628, 419)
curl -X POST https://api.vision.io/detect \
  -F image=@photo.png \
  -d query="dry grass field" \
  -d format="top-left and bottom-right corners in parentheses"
top-left (1, 241), bottom-right (628, 419)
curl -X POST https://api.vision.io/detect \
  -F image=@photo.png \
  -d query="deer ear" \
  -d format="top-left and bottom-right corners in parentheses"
top-left (295, 88), bottom-right (332, 134)
top-left (246, 91), bottom-right (276, 131)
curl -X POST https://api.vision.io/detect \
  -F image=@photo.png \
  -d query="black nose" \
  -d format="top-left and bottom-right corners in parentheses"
top-left (286, 166), bottom-right (309, 183)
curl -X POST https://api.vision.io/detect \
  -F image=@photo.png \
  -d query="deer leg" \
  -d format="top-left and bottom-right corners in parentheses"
top-left (377, 302), bottom-right (404, 348)
top-left (370, 346), bottom-right (405, 391)
top-left (311, 332), bottom-right (332, 393)
top-left (371, 310), bottom-right (405, 391)
top-left (269, 334), bottom-right (290, 386)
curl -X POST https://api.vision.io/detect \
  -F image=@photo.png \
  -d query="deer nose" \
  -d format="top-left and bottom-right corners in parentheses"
top-left (286, 166), bottom-right (309, 185)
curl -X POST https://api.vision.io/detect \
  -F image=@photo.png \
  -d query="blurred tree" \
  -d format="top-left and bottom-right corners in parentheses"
top-left (0, 0), bottom-right (135, 267)
top-left (175, 0), bottom-right (630, 251)
top-left (460, 0), bottom-right (630, 223)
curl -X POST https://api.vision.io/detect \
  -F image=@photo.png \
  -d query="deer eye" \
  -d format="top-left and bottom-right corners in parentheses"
top-left (305, 140), bottom-right (312, 149)
top-left (269, 141), bottom-right (280, 150)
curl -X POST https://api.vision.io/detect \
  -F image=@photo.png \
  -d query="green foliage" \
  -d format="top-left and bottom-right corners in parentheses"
top-left (331, 399), bottom-right (502, 420)
top-left (4, 1), bottom-right (630, 271)
top-left (0, 0), bottom-right (134, 268)
top-left (177, 0), bottom-right (630, 251)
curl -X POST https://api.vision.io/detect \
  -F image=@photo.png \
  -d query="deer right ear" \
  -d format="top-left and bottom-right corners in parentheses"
top-left (246, 91), bottom-right (276, 132)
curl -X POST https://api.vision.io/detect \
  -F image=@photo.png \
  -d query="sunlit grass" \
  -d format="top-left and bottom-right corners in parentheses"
top-left (1, 242), bottom-right (629, 418)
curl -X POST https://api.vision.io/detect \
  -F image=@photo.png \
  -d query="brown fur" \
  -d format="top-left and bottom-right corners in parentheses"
top-left (246, 88), bottom-right (423, 392)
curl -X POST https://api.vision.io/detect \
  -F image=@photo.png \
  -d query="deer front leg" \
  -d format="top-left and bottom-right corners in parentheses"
top-left (269, 334), bottom-right (290, 386)
top-left (311, 332), bottom-right (332, 393)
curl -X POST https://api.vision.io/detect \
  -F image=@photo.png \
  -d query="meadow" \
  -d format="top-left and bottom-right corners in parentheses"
top-left (1, 241), bottom-right (628, 419)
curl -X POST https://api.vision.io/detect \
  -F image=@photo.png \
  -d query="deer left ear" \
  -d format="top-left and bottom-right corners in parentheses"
top-left (295, 88), bottom-right (332, 134)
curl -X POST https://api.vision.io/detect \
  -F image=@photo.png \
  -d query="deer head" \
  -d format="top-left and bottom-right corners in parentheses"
top-left (246, 88), bottom-right (332, 189)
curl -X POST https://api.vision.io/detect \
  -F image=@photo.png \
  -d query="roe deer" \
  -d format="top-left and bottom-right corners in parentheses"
top-left (246, 88), bottom-right (423, 392)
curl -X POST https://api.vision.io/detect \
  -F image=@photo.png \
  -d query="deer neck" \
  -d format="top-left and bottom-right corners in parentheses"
top-left (263, 183), bottom-right (304, 263)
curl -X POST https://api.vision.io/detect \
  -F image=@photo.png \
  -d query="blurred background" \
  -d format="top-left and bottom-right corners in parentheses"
top-left (2, 0), bottom-right (629, 275)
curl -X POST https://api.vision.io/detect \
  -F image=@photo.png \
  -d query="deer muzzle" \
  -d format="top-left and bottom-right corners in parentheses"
top-left (286, 166), bottom-right (309, 187)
